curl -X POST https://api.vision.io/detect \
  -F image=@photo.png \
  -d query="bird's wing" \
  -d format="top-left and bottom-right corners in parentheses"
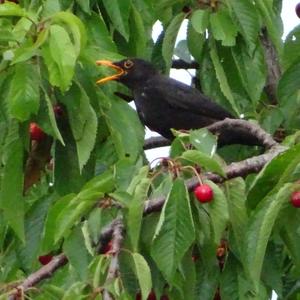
top-left (146, 76), bottom-right (234, 120)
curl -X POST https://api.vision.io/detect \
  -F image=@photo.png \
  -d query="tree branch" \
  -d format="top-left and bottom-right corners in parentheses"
top-left (8, 254), bottom-right (68, 300)
top-left (6, 120), bottom-right (285, 296)
top-left (171, 59), bottom-right (199, 69)
top-left (143, 136), bottom-right (170, 150)
top-left (143, 118), bottom-right (277, 150)
top-left (260, 28), bottom-right (281, 105)
top-left (102, 219), bottom-right (124, 300)
top-left (143, 144), bottom-right (286, 214)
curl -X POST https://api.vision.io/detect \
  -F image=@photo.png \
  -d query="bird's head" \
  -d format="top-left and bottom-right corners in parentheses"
top-left (96, 58), bottom-right (158, 89)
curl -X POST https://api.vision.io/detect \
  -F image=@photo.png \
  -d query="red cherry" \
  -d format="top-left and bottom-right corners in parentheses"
top-left (38, 254), bottom-right (53, 265)
top-left (29, 123), bottom-right (45, 141)
top-left (194, 184), bottom-right (214, 203)
top-left (102, 240), bottom-right (113, 254)
top-left (192, 255), bottom-right (199, 262)
top-left (296, 3), bottom-right (300, 18)
top-left (182, 6), bottom-right (191, 13)
top-left (136, 291), bottom-right (157, 300)
top-left (148, 291), bottom-right (156, 300)
top-left (291, 191), bottom-right (300, 207)
top-left (136, 293), bottom-right (141, 300)
top-left (53, 105), bottom-right (64, 118)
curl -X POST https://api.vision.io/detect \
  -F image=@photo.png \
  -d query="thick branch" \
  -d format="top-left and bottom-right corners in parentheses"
top-left (207, 118), bottom-right (277, 149)
top-left (144, 118), bottom-right (277, 150)
top-left (260, 28), bottom-right (281, 105)
top-left (8, 254), bottom-right (68, 300)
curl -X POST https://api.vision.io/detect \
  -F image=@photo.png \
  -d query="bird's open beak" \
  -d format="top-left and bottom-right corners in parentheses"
top-left (96, 60), bottom-right (125, 84)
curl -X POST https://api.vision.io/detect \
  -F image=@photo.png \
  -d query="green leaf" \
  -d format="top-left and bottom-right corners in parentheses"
top-left (0, 121), bottom-right (24, 242)
top-left (210, 9), bottom-right (238, 46)
top-left (278, 61), bottom-right (300, 105)
top-left (12, 28), bottom-right (49, 64)
top-left (283, 25), bottom-right (300, 70)
top-left (106, 98), bottom-right (144, 161)
top-left (63, 226), bottom-right (90, 280)
top-left (45, 25), bottom-right (77, 91)
top-left (189, 128), bottom-right (217, 156)
top-left (17, 194), bottom-right (54, 271)
top-left (260, 107), bottom-right (284, 135)
top-left (174, 40), bottom-right (191, 63)
top-left (41, 0), bottom-right (61, 17)
top-left (75, 0), bottom-right (90, 14)
top-left (0, 2), bottom-right (26, 17)
top-left (62, 83), bottom-right (97, 171)
top-left (209, 40), bottom-right (239, 115)
top-left (220, 254), bottom-right (249, 300)
top-left (254, 0), bottom-right (283, 53)
top-left (190, 9), bottom-right (209, 34)
top-left (231, 42), bottom-right (266, 106)
top-left (181, 150), bottom-right (225, 177)
top-left (127, 176), bottom-right (151, 251)
top-left (187, 21), bottom-right (204, 63)
top-left (280, 211), bottom-right (300, 269)
top-left (225, 178), bottom-right (248, 254)
top-left (205, 180), bottom-right (229, 244)
top-left (62, 282), bottom-right (87, 300)
top-left (8, 63), bottom-right (39, 121)
top-left (102, 0), bottom-right (131, 41)
top-left (162, 12), bottom-right (185, 72)
top-left (42, 194), bottom-right (74, 252)
top-left (0, 29), bottom-right (17, 42)
top-left (131, 253), bottom-right (152, 300)
top-left (54, 170), bottom-right (114, 242)
top-left (243, 183), bottom-right (293, 291)
top-left (128, 5), bottom-right (147, 57)
top-left (43, 91), bottom-right (64, 145)
top-left (247, 143), bottom-right (300, 208)
top-left (227, 0), bottom-right (260, 52)
top-left (85, 12), bottom-right (117, 52)
top-left (151, 179), bottom-right (195, 282)
top-left (54, 120), bottom-right (87, 195)
top-left (51, 11), bottom-right (87, 55)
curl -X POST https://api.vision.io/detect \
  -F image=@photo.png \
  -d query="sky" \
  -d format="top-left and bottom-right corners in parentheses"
top-left (145, 0), bottom-right (300, 163)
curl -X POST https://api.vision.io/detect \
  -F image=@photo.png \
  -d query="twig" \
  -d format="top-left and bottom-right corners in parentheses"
top-left (171, 59), bottom-right (199, 69)
top-left (8, 254), bottom-right (68, 300)
top-left (102, 219), bottom-right (124, 300)
top-left (260, 28), bottom-right (281, 105)
top-left (143, 136), bottom-right (170, 150)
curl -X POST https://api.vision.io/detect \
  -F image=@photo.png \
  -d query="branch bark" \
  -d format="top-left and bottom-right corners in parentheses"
top-left (102, 219), bottom-right (124, 300)
top-left (171, 59), bottom-right (199, 69)
top-left (8, 254), bottom-right (68, 300)
top-left (260, 28), bottom-right (281, 105)
top-left (144, 118), bottom-right (277, 150)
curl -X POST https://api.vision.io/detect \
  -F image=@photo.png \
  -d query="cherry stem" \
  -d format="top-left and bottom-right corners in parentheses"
top-left (181, 165), bottom-right (203, 186)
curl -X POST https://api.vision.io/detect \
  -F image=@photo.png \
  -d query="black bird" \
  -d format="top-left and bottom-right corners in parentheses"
top-left (96, 58), bottom-right (260, 146)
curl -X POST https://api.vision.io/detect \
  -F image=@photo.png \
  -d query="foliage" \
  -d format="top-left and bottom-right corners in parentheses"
top-left (0, 0), bottom-right (299, 299)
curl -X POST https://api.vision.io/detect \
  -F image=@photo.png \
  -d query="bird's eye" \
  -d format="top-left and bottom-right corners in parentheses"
top-left (124, 60), bottom-right (134, 69)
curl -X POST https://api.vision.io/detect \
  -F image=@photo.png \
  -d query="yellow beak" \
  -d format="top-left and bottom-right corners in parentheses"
top-left (96, 60), bottom-right (125, 84)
